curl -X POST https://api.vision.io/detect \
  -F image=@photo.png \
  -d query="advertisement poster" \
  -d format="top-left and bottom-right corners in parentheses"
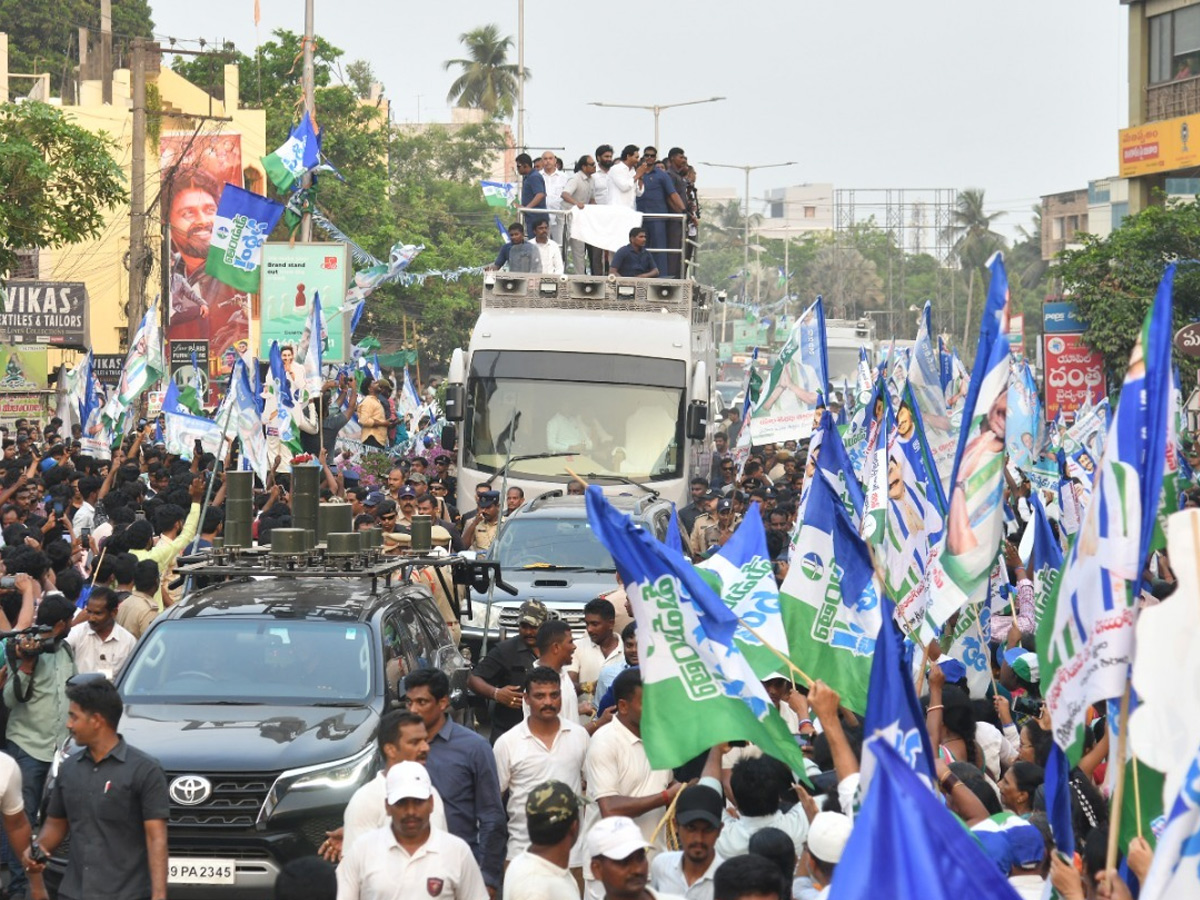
top-left (0, 346), bottom-right (47, 392)
top-left (258, 243), bottom-right (349, 362)
top-left (161, 131), bottom-right (251, 380)
top-left (170, 340), bottom-right (211, 401)
top-left (91, 353), bottom-right (126, 389)
top-left (1043, 333), bottom-right (1106, 420)
top-left (0, 282), bottom-right (89, 347)
top-left (1043, 300), bottom-right (1087, 334)
top-left (0, 394), bottom-right (51, 428)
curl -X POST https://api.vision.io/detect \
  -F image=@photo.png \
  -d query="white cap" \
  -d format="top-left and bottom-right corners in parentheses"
top-left (806, 811), bottom-right (852, 864)
top-left (385, 761), bottom-right (432, 803)
top-left (587, 816), bottom-right (648, 862)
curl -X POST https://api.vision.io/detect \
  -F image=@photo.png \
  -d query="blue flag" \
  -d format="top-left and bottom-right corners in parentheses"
top-left (833, 740), bottom-right (1022, 900)
top-left (810, 409), bottom-right (865, 526)
top-left (1026, 492), bottom-right (1063, 620)
top-left (860, 600), bottom-right (937, 796)
top-left (1139, 735), bottom-right (1200, 900)
top-left (262, 114), bottom-right (321, 192)
top-left (1044, 742), bottom-right (1076, 858)
top-left (663, 504), bottom-right (686, 557)
top-left (268, 340), bottom-right (302, 457)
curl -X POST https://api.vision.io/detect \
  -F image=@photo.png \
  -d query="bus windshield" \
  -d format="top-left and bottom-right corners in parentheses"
top-left (466, 377), bottom-right (684, 480)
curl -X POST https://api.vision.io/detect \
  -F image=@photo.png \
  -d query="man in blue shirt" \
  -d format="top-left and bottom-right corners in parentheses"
top-left (635, 146), bottom-right (685, 276)
top-left (405, 668), bottom-right (505, 895)
top-left (517, 153), bottom-right (548, 231)
top-left (611, 228), bottom-right (659, 278)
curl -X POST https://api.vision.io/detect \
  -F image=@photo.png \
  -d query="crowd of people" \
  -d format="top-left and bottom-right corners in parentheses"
top-left (491, 144), bottom-right (701, 280)
top-left (0, 394), bottom-right (1180, 900)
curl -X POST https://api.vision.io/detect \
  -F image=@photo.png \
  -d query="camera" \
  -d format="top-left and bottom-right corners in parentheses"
top-left (1012, 696), bottom-right (1044, 718)
top-left (29, 843), bottom-right (47, 864)
top-left (0, 576), bottom-right (16, 589)
top-left (1, 623), bottom-right (55, 658)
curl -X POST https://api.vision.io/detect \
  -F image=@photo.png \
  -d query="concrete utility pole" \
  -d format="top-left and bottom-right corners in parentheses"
top-left (128, 37), bottom-right (147, 345)
top-left (517, 0), bottom-right (525, 153)
top-left (299, 0), bottom-right (316, 241)
top-left (100, 0), bottom-right (113, 104)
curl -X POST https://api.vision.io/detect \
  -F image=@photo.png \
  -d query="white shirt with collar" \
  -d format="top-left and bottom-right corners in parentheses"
top-left (521, 666), bottom-right (579, 737)
top-left (493, 714), bottom-right (589, 863)
top-left (606, 161), bottom-right (643, 208)
top-left (72, 500), bottom-right (96, 535)
top-left (336, 824), bottom-right (488, 900)
top-left (502, 850), bottom-right (579, 900)
top-left (342, 769), bottom-right (448, 853)
top-left (650, 850), bottom-right (723, 900)
top-left (65, 621), bottom-right (136, 679)
top-left (699, 776), bottom-right (810, 859)
top-left (534, 239), bottom-right (564, 275)
top-left (584, 718), bottom-right (671, 852)
top-left (568, 637), bottom-right (624, 689)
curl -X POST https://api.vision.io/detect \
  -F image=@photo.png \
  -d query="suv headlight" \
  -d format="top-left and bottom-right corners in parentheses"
top-left (258, 743), bottom-right (377, 824)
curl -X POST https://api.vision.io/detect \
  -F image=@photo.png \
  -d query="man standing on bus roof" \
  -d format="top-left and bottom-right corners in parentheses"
top-left (611, 228), bottom-right (659, 279)
top-left (492, 223), bottom-right (542, 274)
top-left (517, 153), bottom-right (548, 231)
top-left (636, 146), bottom-right (685, 276)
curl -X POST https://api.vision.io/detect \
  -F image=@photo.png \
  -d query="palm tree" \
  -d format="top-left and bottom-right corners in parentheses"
top-left (942, 188), bottom-right (1006, 344)
top-left (443, 25), bottom-right (526, 118)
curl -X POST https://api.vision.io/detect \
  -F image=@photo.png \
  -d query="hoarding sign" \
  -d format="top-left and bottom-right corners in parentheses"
top-left (259, 242), bottom-right (349, 362)
top-left (1044, 333), bottom-right (1106, 420)
top-left (0, 346), bottom-right (48, 392)
top-left (0, 393), bottom-right (52, 428)
top-left (92, 354), bottom-right (127, 388)
top-left (1042, 300), bottom-right (1087, 334)
top-left (1119, 113), bottom-right (1200, 177)
top-left (0, 282), bottom-right (89, 347)
top-left (170, 340), bottom-right (211, 404)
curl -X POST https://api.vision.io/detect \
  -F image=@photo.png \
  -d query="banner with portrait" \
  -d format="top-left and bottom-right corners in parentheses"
top-left (161, 132), bottom-right (251, 387)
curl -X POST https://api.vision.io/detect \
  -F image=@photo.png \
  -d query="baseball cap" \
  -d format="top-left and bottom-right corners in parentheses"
top-left (435, 454), bottom-right (451, 465)
top-left (806, 811), bottom-right (853, 865)
top-left (525, 780), bottom-right (580, 829)
top-left (364, 491), bottom-right (385, 508)
top-left (385, 761), bottom-right (432, 803)
top-left (518, 599), bottom-right (550, 628)
top-left (406, 472), bottom-right (427, 485)
top-left (937, 657), bottom-right (967, 684)
top-left (1002, 648), bottom-right (1040, 683)
top-left (398, 486), bottom-right (417, 500)
top-left (478, 490), bottom-right (500, 507)
top-left (674, 785), bottom-right (722, 828)
top-left (587, 815), bottom-right (648, 862)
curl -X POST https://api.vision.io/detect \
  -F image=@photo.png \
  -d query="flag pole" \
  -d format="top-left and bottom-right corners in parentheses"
top-left (567, 468), bottom-right (815, 687)
top-left (1105, 681), bottom-right (1132, 878)
top-left (1131, 754), bottom-right (1144, 840)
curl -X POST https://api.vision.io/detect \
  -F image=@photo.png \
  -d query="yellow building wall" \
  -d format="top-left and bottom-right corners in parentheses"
top-left (41, 58), bottom-right (265, 372)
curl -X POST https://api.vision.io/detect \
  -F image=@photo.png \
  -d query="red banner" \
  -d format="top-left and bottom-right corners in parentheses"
top-left (1043, 333), bottom-right (1106, 420)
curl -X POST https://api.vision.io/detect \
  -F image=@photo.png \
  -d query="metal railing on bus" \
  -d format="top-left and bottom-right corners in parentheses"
top-left (512, 207), bottom-right (695, 280)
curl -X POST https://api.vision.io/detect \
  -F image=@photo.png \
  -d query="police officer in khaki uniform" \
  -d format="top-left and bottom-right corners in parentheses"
top-left (687, 491), bottom-right (719, 559)
top-left (463, 490), bottom-right (503, 552)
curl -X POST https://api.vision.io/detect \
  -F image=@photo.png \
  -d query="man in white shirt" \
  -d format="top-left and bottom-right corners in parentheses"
top-left (561, 156), bottom-right (597, 275)
top-left (607, 145), bottom-right (648, 209)
top-left (703, 751), bottom-right (810, 860)
top-left (71, 476), bottom-right (101, 535)
top-left (328, 710), bottom-right (447, 860)
top-left (793, 811), bottom-right (851, 900)
top-left (649, 785), bottom-right (724, 900)
top-left (503, 780), bottom-right (583, 900)
top-left (524, 621), bottom-right (578, 723)
top-left (541, 151), bottom-right (571, 246)
top-left (584, 669), bottom-right (681, 875)
top-left (65, 587), bottom-right (136, 679)
top-left (531, 219), bottom-right (564, 275)
top-left (496, 667), bottom-right (589, 874)
top-left (568, 598), bottom-right (623, 719)
top-left (336, 761), bottom-right (487, 900)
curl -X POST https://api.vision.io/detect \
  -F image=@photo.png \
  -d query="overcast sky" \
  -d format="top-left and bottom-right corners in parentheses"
top-left (151, 0), bottom-right (1128, 237)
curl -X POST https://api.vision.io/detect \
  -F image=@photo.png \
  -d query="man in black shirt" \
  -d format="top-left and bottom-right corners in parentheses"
top-left (467, 600), bottom-right (548, 744)
top-left (26, 675), bottom-right (169, 900)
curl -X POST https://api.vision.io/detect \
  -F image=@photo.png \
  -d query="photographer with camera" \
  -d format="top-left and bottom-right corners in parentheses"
top-left (1, 593), bottom-right (75, 900)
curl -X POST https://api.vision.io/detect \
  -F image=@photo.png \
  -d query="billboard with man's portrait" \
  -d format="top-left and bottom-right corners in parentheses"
top-left (161, 132), bottom-right (251, 387)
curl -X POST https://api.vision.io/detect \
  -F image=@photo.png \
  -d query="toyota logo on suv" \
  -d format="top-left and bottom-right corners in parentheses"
top-left (169, 775), bottom-right (213, 806)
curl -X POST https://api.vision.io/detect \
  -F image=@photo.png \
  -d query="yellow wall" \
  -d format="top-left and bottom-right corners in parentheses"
top-left (41, 58), bottom-right (265, 371)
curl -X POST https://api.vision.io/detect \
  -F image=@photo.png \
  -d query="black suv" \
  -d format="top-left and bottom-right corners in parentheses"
top-left (43, 574), bottom-right (471, 899)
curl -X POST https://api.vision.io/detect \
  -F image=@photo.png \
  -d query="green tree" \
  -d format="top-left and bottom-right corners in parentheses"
top-left (943, 188), bottom-right (1007, 345)
top-left (1054, 197), bottom-right (1200, 386)
top-left (804, 242), bottom-right (885, 320)
top-left (0, 101), bottom-right (128, 282)
top-left (443, 24), bottom-right (525, 118)
top-left (0, 0), bottom-right (154, 95)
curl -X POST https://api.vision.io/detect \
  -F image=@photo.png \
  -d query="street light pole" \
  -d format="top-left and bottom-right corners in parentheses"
top-left (587, 97), bottom-right (726, 149)
top-left (299, 0), bottom-right (315, 242)
top-left (699, 160), bottom-right (797, 313)
top-left (517, 0), bottom-right (525, 153)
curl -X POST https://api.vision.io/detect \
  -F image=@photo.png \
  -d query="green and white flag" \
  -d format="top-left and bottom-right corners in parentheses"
top-left (748, 297), bottom-right (827, 444)
top-left (104, 301), bottom-right (165, 427)
top-left (587, 488), bottom-right (810, 776)
top-left (481, 180), bottom-right (517, 209)
top-left (779, 470), bottom-right (881, 715)
top-left (262, 116), bottom-right (319, 192)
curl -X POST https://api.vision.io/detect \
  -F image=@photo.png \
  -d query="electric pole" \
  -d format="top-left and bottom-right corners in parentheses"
top-left (128, 37), bottom-right (147, 345)
top-left (299, 0), bottom-right (315, 241)
top-left (100, 0), bottom-right (112, 104)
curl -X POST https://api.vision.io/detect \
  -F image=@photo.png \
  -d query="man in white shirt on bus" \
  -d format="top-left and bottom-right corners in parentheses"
top-left (607, 145), bottom-right (648, 209)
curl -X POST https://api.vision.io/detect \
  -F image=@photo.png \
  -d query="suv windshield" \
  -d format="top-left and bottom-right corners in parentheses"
top-left (489, 517), bottom-right (615, 570)
top-left (122, 620), bottom-right (374, 704)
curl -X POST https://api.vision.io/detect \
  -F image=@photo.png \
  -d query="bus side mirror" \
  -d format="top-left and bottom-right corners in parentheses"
top-left (440, 423), bottom-right (457, 453)
top-left (686, 401), bottom-right (708, 441)
top-left (444, 383), bottom-right (465, 422)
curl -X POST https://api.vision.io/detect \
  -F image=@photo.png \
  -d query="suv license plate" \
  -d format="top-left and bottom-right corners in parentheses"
top-left (168, 858), bottom-right (236, 885)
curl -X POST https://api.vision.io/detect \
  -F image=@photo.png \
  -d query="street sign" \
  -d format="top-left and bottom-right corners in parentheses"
top-left (1174, 323), bottom-right (1200, 358)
